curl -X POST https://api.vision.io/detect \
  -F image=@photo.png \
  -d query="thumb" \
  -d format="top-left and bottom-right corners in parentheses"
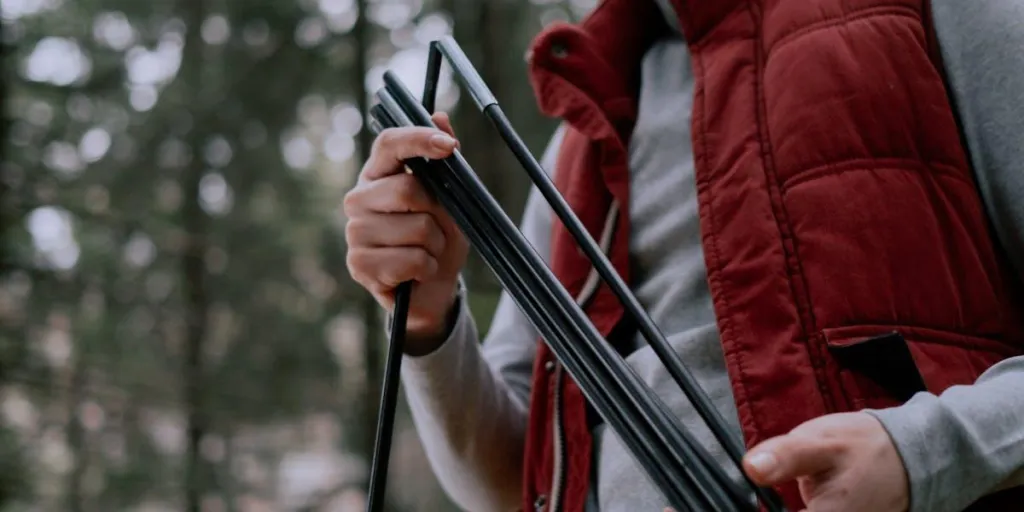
top-left (743, 434), bottom-right (841, 486)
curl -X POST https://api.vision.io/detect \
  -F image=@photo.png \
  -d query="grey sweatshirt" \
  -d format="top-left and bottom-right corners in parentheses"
top-left (399, 2), bottom-right (1024, 511)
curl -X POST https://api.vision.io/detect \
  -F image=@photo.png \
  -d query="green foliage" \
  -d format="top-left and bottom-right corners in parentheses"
top-left (0, 426), bottom-right (29, 506)
top-left (1, 0), bottom-right (582, 509)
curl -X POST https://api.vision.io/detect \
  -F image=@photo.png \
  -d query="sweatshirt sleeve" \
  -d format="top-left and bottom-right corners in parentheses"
top-left (864, 3), bottom-right (1024, 512)
top-left (930, 0), bottom-right (1024, 283)
top-left (867, 359), bottom-right (1024, 512)
top-left (399, 124), bottom-right (566, 512)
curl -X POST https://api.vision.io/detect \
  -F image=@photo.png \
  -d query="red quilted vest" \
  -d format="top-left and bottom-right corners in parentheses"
top-left (521, 0), bottom-right (1024, 510)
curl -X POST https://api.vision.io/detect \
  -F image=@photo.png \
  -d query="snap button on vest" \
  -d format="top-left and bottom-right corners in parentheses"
top-left (534, 494), bottom-right (548, 511)
top-left (550, 42), bottom-right (568, 59)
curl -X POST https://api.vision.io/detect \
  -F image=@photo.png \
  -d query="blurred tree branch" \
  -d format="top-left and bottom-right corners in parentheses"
top-left (179, 0), bottom-right (212, 509)
top-left (350, 0), bottom-right (392, 509)
top-left (1, 0), bottom-right (555, 510)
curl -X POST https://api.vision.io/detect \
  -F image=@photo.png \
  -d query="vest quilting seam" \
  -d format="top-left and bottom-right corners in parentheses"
top-left (522, 1), bottom-right (1024, 510)
top-left (766, 5), bottom-right (921, 57)
top-left (672, 0), bottom-right (750, 46)
top-left (780, 157), bottom-right (976, 193)
top-left (747, 0), bottom-right (837, 412)
top-left (690, 46), bottom-right (765, 442)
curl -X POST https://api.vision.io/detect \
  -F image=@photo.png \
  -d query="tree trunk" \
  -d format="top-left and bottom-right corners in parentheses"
top-left (181, 1), bottom-right (211, 509)
top-left (476, 0), bottom-right (516, 295)
top-left (352, 0), bottom-right (388, 506)
top-left (445, 0), bottom-right (488, 289)
top-left (65, 353), bottom-right (87, 512)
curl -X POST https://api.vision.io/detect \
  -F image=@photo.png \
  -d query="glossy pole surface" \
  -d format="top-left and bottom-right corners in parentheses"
top-left (375, 78), bottom-right (750, 511)
top-left (364, 280), bottom-right (411, 512)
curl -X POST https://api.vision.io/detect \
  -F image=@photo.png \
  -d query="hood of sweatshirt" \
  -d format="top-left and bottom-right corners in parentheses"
top-left (652, 0), bottom-right (683, 35)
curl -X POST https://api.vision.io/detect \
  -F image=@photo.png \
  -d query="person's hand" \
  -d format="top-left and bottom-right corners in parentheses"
top-left (742, 411), bottom-right (910, 512)
top-left (344, 112), bottom-right (468, 355)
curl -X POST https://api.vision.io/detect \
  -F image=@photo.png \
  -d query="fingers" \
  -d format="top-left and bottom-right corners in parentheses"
top-left (345, 212), bottom-right (446, 258)
top-left (344, 181), bottom-right (449, 295)
top-left (744, 433), bottom-right (843, 486)
top-left (344, 173), bottom-right (437, 215)
top-left (347, 246), bottom-right (439, 291)
top-left (345, 111), bottom-right (465, 310)
top-left (362, 119), bottom-right (458, 181)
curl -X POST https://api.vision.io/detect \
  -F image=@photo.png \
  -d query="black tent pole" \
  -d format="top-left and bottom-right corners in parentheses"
top-left (378, 82), bottom-right (742, 511)
top-left (432, 35), bottom-right (783, 512)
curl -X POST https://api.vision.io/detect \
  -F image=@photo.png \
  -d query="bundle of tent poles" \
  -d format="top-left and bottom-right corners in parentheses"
top-left (363, 36), bottom-right (788, 512)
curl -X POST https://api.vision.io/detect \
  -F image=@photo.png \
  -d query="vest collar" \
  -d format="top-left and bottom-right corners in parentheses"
top-left (525, 0), bottom-right (669, 145)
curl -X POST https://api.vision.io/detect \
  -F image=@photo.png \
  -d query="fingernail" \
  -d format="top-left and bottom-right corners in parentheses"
top-left (747, 450), bottom-right (778, 478)
top-left (430, 133), bottom-right (456, 150)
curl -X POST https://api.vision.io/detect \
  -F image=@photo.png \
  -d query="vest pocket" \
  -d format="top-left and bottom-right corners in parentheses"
top-left (821, 325), bottom-right (1021, 411)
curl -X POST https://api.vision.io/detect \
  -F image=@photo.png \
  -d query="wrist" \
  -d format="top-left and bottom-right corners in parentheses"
top-left (404, 280), bottom-right (464, 357)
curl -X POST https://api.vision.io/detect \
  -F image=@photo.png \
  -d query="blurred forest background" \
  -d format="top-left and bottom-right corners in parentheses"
top-left (0, 0), bottom-right (596, 510)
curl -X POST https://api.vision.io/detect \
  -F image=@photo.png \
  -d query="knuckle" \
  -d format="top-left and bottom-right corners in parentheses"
top-left (346, 246), bottom-right (366, 267)
top-left (424, 218), bottom-right (447, 254)
top-left (382, 253), bottom-right (412, 285)
top-left (346, 249), bottom-right (366, 281)
top-left (374, 128), bottom-right (400, 150)
top-left (430, 201), bottom-right (454, 224)
top-left (358, 151), bottom-right (400, 182)
top-left (816, 438), bottom-right (848, 460)
top-left (367, 280), bottom-right (389, 298)
top-left (342, 188), bottom-right (360, 215)
top-left (375, 127), bottom-right (422, 160)
top-left (379, 265), bottom-right (402, 287)
top-left (394, 174), bottom-right (420, 206)
top-left (411, 248), bottom-right (434, 273)
top-left (344, 218), bottom-right (363, 243)
top-left (412, 214), bottom-right (434, 244)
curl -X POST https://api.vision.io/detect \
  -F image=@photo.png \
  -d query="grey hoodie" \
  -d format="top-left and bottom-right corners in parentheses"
top-left (399, 2), bottom-right (1024, 511)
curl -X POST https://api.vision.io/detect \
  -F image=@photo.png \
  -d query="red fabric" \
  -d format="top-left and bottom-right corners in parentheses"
top-left (521, 0), bottom-right (1024, 510)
